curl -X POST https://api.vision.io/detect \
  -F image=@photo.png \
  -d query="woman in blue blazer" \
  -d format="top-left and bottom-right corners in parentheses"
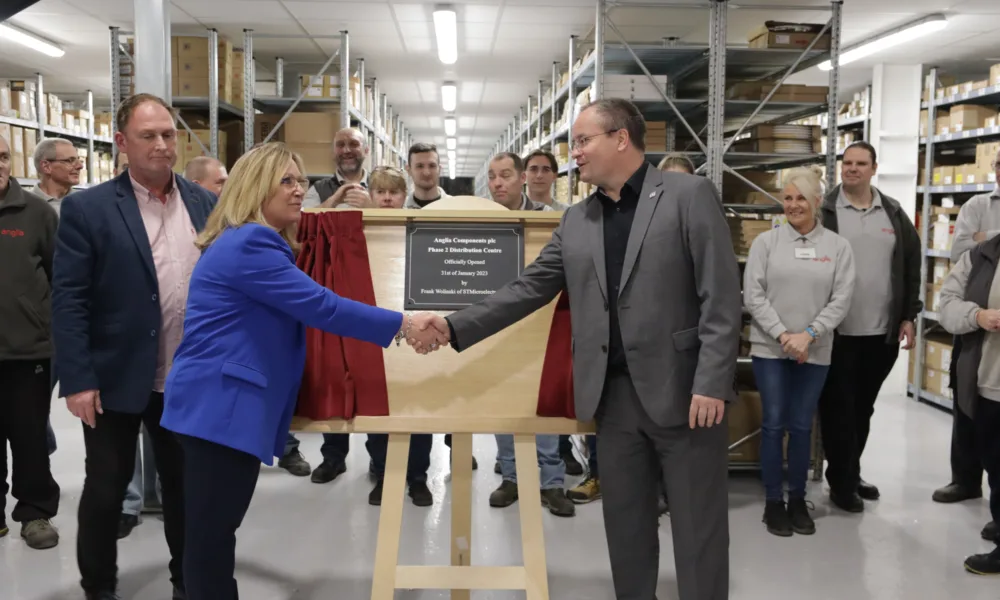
top-left (161, 142), bottom-right (446, 600)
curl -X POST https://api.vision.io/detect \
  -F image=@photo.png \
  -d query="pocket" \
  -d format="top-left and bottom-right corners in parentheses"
top-left (221, 361), bottom-right (268, 388)
top-left (672, 326), bottom-right (700, 351)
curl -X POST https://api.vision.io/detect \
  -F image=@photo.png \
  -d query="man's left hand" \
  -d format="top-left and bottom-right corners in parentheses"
top-left (899, 320), bottom-right (916, 350)
top-left (689, 394), bottom-right (725, 429)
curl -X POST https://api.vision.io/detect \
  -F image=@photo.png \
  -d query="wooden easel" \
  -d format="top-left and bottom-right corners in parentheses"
top-left (294, 208), bottom-right (592, 599)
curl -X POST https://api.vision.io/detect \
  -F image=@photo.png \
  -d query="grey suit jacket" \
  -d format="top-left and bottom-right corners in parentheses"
top-left (447, 167), bottom-right (742, 427)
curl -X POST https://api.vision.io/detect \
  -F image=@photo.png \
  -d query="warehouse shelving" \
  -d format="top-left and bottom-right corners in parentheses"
top-left (910, 65), bottom-right (1000, 414)
top-left (243, 30), bottom-right (409, 172)
top-left (475, 0), bottom-right (844, 206)
top-left (1, 72), bottom-right (112, 186)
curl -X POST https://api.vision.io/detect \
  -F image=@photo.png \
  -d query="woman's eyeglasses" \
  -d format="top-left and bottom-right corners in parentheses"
top-left (280, 176), bottom-right (310, 189)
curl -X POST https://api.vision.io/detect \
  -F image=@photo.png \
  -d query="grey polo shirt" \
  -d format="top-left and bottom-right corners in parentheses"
top-left (835, 188), bottom-right (896, 336)
top-left (951, 188), bottom-right (1000, 263)
top-left (743, 222), bottom-right (856, 365)
top-left (29, 185), bottom-right (62, 216)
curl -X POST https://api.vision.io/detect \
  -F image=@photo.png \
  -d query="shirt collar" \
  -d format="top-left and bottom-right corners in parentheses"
top-left (130, 173), bottom-right (179, 204)
top-left (598, 161), bottom-right (650, 200)
top-left (837, 186), bottom-right (882, 211)
top-left (784, 221), bottom-right (824, 242)
top-left (335, 169), bottom-right (368, 187)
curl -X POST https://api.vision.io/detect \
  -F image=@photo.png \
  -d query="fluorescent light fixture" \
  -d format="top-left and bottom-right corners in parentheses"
top-left (0, 23), bottom-right (64, 58)
top-left (449, 162), bottom-right (456, 180)
top-left (818, 14), bottom-right (947, 71)
top-left (447, 149), bottom-right (456, 162)
top-left (441, 82), bottom-right (457, 112)
top-left (444, 116), bottom-right (457, 136)
top-left (446, 137), bottom-right (457, 150)
top-left (433, 5), bottom-right (458, 65)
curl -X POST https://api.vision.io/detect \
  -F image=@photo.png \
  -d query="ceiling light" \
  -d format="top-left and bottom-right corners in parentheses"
top-left (441, 82), bottom-right (457, 112)
top-left (0, 23), bottom-right (65, 58)
top-left (444, 117), bottom-right (457, 137)
top-left (447, 149), bottom-right (456, 162)
top-left (449, 162), bottom-right (456, 180)
top-left (818, 14), bottom-right (947, 71)
top-left (446, 137), bottom-right (457, 150)
top-left (433, 5), bottom-right (458, 65)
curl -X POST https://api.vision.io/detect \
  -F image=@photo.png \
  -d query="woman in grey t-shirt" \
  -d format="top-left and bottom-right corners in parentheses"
top-left (743, 166), bottom-right (856, 537)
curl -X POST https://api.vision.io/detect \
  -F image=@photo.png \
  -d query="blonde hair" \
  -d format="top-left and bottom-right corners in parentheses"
top-left (656, 152), bottom-right (696, 174)
top-left (196, 141), bottom-right (304, 251)
top-left (370, 165), bottom-right (408, 194)
top-left (782, 165), bottom-right (825, 215)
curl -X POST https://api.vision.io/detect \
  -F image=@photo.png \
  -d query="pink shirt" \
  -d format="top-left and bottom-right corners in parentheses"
top-left (131, 175), bottom-right (201, 392)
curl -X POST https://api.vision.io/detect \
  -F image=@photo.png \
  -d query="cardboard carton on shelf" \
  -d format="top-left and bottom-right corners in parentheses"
top-left (950, 105), bottom-right (997, 133)
top-left (930, 215), bottom-right (955, 251)
top-left (931, 257), bottom-right (950, 285)
top-left (10, 126), bottom-right (25, 178)
top-left (748, 22), bottom-right (831, 50)
top-left (933, 166), bottom-right (955, 186)
top-left (991, 64), bottom-right (1000, 87)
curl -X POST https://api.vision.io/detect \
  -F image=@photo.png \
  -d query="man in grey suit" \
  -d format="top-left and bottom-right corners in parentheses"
top-left (419, 98), bottom-right (741, 600)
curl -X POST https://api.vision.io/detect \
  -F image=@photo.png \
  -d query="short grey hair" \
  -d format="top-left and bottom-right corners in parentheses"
top-left (184, 156), bottom-right (222, 182)
top-left (34, 138), bottom-right (74, 174)
top-left (580, 98), bottom-right (647, 152)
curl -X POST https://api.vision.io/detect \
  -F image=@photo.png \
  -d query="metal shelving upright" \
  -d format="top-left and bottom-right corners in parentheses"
top-left (476, 0), bottom-right (845, 205)
top-left (242, 29), bottom-right (409, 172)
top-left (909, 69), bottom-right (1000, 413)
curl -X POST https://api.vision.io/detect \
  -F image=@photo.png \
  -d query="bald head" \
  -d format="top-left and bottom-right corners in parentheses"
top-left (184, 156), bottom-right (227, 196)
top-left (334, 127), bottom-right (368, 178)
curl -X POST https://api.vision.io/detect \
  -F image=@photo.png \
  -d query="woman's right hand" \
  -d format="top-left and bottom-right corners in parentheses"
top-left (781, 332), bottom-right (812, 363)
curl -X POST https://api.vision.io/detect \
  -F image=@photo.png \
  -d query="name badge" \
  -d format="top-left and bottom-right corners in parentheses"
top-left (794, 247), bottom-right (816, 260)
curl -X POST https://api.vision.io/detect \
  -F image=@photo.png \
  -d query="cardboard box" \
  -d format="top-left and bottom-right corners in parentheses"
top-left (925, 282), bottom-right (943, 312)
top-left (748, 23), bottom-right (831, 50)
top-left (727, 391), bottom-right (763, 462)
top-left (287, 142), bottom-right (332, 176)
top-left (175, 76), bottom-right (211, 98)
top-left (951, 105), bottom-right (997, 132)
top-left (931, 215), bottom-right (955, 250)
top-left (936, 115), bottom-right (951, 137)
top-left (991, 64), bottom-right (1000, 87)
top-left (923, 366), bottom-right (952, 398)
top-left (283, 112), bottom-right (340, 144)
top-left (931, 257), bottom-right (950, 285)
top-left (932, 166), bottom-right (955, 185)
top-left (175, 36), bottom-right (209, 61)
top-left (924, 338), bottom-right (953, 372)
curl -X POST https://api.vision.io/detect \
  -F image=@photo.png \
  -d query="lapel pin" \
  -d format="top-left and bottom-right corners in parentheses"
top-left (649, 192), bottom-right (655, 198)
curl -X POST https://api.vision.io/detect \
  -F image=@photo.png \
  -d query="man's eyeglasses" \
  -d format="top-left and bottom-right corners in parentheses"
top-left (45, 157), bottom-right (83, 166)
top-left (571, 129), bottom-right (620, 149)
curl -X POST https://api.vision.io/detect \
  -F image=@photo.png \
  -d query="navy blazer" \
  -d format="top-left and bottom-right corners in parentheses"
top-left (161, 224), bottom-right (403, 463)
top-left (52, 171), bottom-right (216, 414)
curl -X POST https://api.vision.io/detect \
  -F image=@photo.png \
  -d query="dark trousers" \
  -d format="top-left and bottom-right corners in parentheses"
top-left (949, 336), bottom-right (984, 488)
top-left (365, 434), bottom-right (432, 483)
top-left (752, 357), bottom-right (829, 501)
top-left (77, 392), bottom-right (185, 594)
top-left (818, 334), bottom-right (899, 495)
top-left (588, 435), bottom-right (598, 477)
top-left (179, 434), bottom-right (260, 600)
top-left (0, 359), bottom-right (60, 522)
top-left (597, 373), bottom-right (728, 600)
top-left (319, 433), bottom-right (350, 465)
top-left (974, 397), bottom-right (1000, 543)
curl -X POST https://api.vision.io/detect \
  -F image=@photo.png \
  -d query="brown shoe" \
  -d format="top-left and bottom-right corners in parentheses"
top-left (21, 519), bottom-right (59, 549)
top-left (567, 476), bottom-right (601, 504)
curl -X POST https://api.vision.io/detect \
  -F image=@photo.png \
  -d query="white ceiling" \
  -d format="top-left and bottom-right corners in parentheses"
top-left (2, 0), bottom-right (1000, 176)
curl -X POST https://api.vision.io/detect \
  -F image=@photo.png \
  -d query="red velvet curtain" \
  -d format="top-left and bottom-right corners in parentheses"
top-left (295, 211), bottom-right (390, 420)
top-left (536, 292), bottom-right (576, 419)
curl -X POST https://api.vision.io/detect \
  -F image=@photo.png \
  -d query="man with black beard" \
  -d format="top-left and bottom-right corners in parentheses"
top-left (301, 127), bottom-right (374, 211)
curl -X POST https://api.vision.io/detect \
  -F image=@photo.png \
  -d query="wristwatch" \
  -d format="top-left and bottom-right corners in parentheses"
top-left (805, 326), bottom-right (818, 341)
top-left (395, 314), bottom-right (412, 346)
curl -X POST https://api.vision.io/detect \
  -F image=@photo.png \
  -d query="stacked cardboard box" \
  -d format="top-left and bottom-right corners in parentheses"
top-left (8, 125), bottom-right (26, 178)
top-left (908, 335), bottom-right (954, 398)
top-left (8, 80), bottom-right (37, 121)
top-left (95, 112), bottom-right (113, 139)
top-left (977, 141), bottom-right (1000, 183)
top-left (282, 112), bottom-right (341, 175)
top-left (603, 74), bottom-right (669, 102)
top-left (172, 129), bottom-right (229, 175)
top-left (729, 216), bottom-right (774, 255)
top-left (929, 214), bottom-right (955, 251)
top-left (727, 83), bottom-right (828, 103)
top-left (747, 22), bottom-right (831, 50)
top-left (646, 121), bottom-right (667, 152)
top-left (171, 35), bottom-right (243, 105)
top-left (732, 124), bottom-right (821, 154)
top-left (118, 38), bottom-right (135, 99)
top-left (722, 170), bottom-right (777, 204)
top-left (950, 105), bottom-right (997, 133)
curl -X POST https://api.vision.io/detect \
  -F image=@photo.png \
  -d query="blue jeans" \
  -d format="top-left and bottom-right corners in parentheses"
top-left (752, 357), bottom-right (829, 501)
top-left (283, 433), bottom-right (300, 458)
top-left (123, 425), bottom-right (162, 516)
top-left (495, 434), bottom-right (564, 489)
top-left (587, 435), bottom-right (598, 477)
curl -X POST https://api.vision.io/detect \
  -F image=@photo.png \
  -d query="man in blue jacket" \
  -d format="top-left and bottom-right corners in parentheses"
top-left (52, 93), bottom-right (216, 600)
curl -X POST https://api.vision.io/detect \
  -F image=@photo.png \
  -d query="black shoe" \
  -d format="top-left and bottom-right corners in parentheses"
top-left (964, 547), bottom-right (1000, 575)
top-left (933, 483), bottom-right (983, 503)
top-left (830, 490), bottom-right (864, 513)
top-left (172, 583), bottom-right (187, 600)
top-left (311, 460), bottom-right (347, 484)
top-left (541, 488), bottom-right (576, 517)
top-left (561, 451), bottom-right (584, 477)
top-left (278, 451), bottom-right (311, 477)
top-left (762, 500), bottom-right (793, 537)
top-left (494, 460), bottom-right (501, 474)
top-left (857, 479), bottom-right (880, 501)
top-left (983, 521), bottom-right (997, 541)
top-left (117, 514), bottom-right (139, 539)
top-left (0, 518), bottom-right (7, 538)
top-left (408, 481), bottom-right (433, 507)
top-left (787, 497), bottom-right (815, 535)
top-left (368, 480), bottom-right (383, 506)
top-left (658, 495), bottom-right (669, 515)
top-left (489, 480), bottom-right (519, 507)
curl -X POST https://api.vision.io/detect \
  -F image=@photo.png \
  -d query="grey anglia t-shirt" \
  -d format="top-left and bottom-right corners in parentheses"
top-left (835, 188), bottom-right (896, 336)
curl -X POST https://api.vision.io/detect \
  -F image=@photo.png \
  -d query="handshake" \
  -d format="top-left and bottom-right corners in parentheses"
top-left (399, 312), bottom-right (452, 355)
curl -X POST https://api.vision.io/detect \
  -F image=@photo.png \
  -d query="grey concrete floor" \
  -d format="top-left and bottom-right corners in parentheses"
top-left (2, 393), bottom-right (998, 599)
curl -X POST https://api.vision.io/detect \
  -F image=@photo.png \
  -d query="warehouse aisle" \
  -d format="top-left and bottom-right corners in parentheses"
top-left (1, 393), bottom-right (996, 600)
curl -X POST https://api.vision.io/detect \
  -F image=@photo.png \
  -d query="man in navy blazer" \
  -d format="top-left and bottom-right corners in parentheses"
top-left (52, 93), bottom-right (216, 600)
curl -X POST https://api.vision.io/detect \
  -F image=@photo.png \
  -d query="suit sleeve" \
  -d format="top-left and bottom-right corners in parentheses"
top-left (446, 212), bottom-right (568, 352)
top-left (51, 195), bottom-right (99, 395)
top-left (227, 225), bottom-right (403, 348)
top-left (686, 179), bottom-right (742, 402)
top-left (899, 207), bottom-right (924, 322)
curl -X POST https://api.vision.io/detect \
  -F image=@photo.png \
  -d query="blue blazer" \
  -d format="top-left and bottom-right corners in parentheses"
top-left (161, 224), bottom-right (402, 464)
top-left (52, 171), bottom-right (216, 414)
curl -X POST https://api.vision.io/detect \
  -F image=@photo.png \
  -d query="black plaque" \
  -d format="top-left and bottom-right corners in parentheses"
top-left (404, 222), bottom-right (525, 310)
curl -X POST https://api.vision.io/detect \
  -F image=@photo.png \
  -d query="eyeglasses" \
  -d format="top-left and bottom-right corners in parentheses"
top-left (280, 175), bottom-right (310, 189)
top-left (46, 157), bottom-right (83, 166)
top-left (571, 129), bottom-right (620, 149)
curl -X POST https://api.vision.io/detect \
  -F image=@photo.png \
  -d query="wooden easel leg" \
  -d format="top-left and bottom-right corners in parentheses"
top-left (450, 433), bottom-right (473, 600)
top-left (513, 434), bottom-right (550, 600)
top-left (370, 433), bottom-right (410, 600)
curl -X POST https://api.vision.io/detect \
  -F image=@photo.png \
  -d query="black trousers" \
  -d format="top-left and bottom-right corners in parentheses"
top-left (949, 336), bottom-right (984, 488)
top-left (77, 392), bottom-right (185, 595)
top-left (818, 334), bottom-right (899, 494)
top-left (365, 434), bottom-right (432, 483)
top-left (0, 359), bottom-right (60, 522)
top-left (974, 397), bottom-right (1000, 543)
top-left (179, 433), bottom-right (260, 600)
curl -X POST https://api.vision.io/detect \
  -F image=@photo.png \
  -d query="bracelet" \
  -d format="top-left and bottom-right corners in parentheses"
top-left (395, 314), bottom-right (412, 346)
top-left (805, 326), bottom-right (818, 340)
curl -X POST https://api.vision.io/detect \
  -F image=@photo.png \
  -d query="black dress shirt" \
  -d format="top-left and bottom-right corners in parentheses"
top-left (598, 161), bottom-right (649, 373)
